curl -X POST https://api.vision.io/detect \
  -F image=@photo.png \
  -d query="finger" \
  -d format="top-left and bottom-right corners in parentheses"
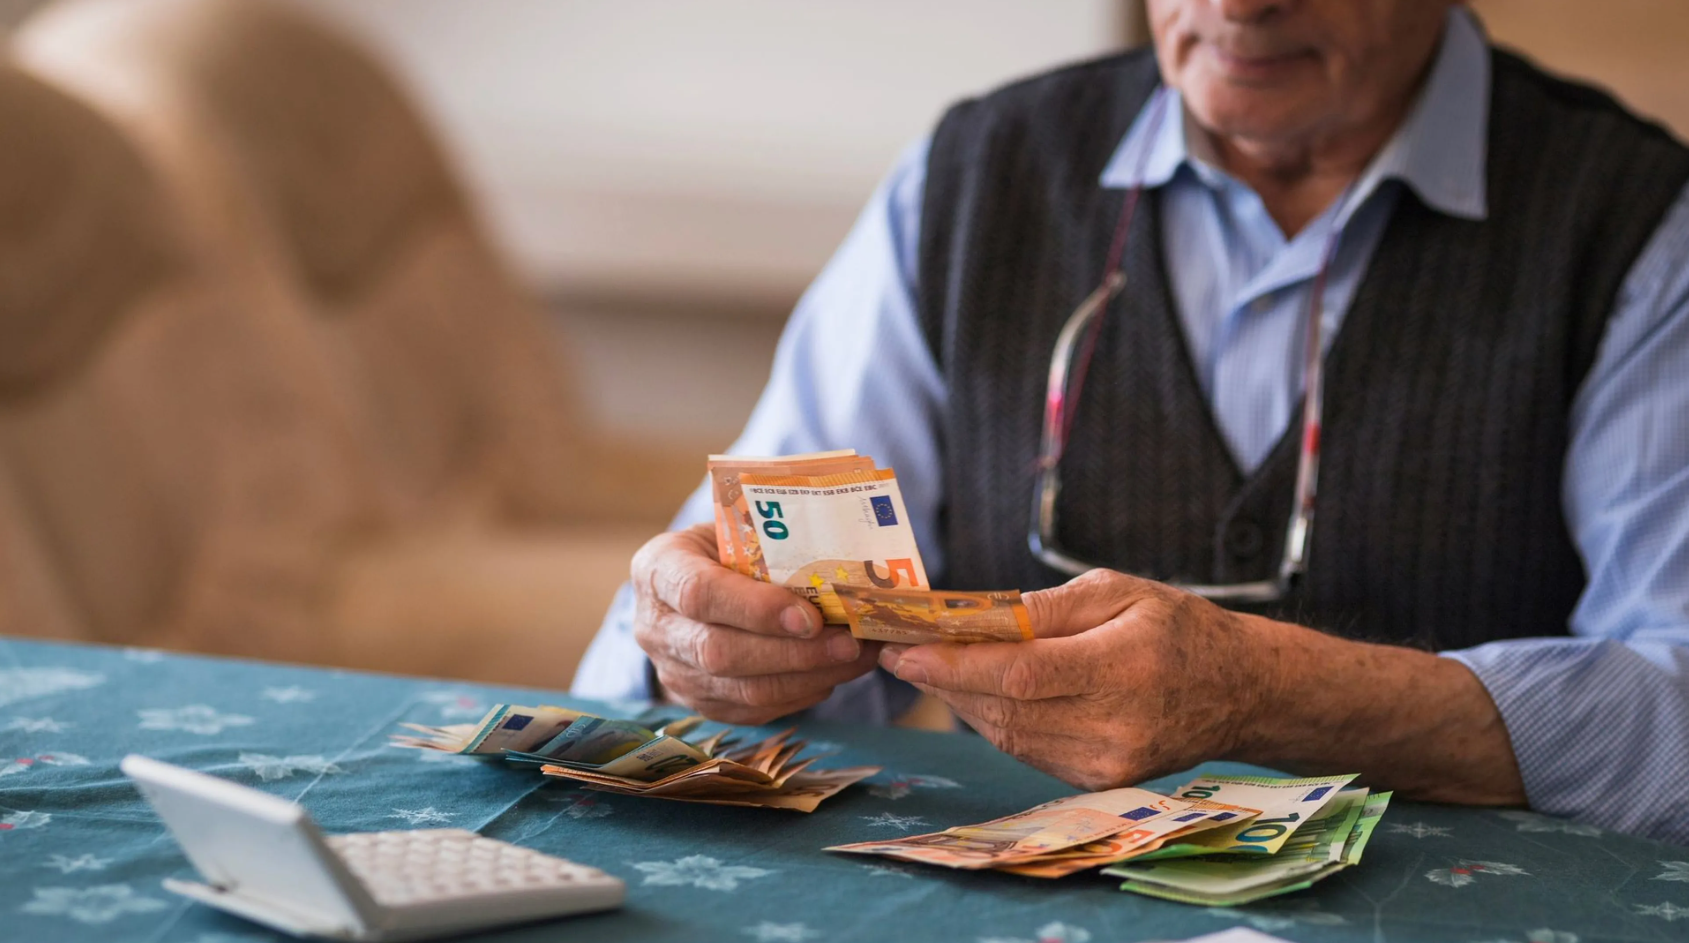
top-left (877, 643), bottom-right (911, 674)
top-left (682, 690), bottom-right (833, 726)
top-left (654, 612), bottom-right (867, 677)
top-left (1023, 568), bottom-right (1159, 639)
top-left (911, 686), bottom-right (1064, 732)
top-left (654, 646), bottom-right (879, 711)
top-left (632, 525), bottom-right (821, 638)
top-left (940, 701), bottom-right (1106, 788)
top-left (883, 636), bottom-right (1097, 699)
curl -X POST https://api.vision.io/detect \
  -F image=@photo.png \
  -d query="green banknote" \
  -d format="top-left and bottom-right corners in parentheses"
top-left (1129, 772), bottom-right (1358, 859)
top-left (1108, 788), bottom-right (1393, 906)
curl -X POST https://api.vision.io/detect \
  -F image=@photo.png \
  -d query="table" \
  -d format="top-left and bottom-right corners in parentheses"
top-left (3, 637), bottom-right (1685, 943)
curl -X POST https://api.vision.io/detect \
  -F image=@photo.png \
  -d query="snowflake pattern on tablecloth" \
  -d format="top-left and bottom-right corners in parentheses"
top-left (743, 921), bottom-right (822, 942)
top-left (1427, 860), bottom-right (1528, 887)
top-left (2, 810), bottom-right (52, 830)
top-left (1496, 810), bottom-right (1601, 837)
top-left (858, 813), bottom-right (928, 831)
top-left (261, 686), bottom-right (316, 704)
top-left (0, 668), bottom-right (104, 708)
top-left (44, 853), bottom-right (112, 874)
top-left (4, 752), bottom-right (93, 778)
top-left (138, 705), bottom-right (254, 735)
top-left (869, 773), bottom-right (963, 800)
top-left (1654, 861), bottom-right (1689, 883)
top-left (1204, 902), bottom-right (1346, 931)
top-left (414, 749), bottom-right (481, 769)
top-left (4, 717), bottom-right (69, 733)
top-left (1387, 822), bottom-right (1452, 838)
top-left (632, 855), bottom-right (773, 891)
top-left (1635, 903), bottom-right (1689, 922)
top-left (389, 807), bottom-right (454, 826)
top-left (238, 753), bottom-right (343, 782)
top-left (546, 791), bottom-right (614, 820)
top-left (21, 884), bottom-right (168, 923)
top-left (978, 920), bottom-right (1092, 943)
top-left (1470, 930), bottom-right (1579, 943)
top-left (418, 691), bottom-right (487, 719)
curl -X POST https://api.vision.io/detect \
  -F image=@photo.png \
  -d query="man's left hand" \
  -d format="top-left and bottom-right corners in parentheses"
top-left (878, 568), bottom-right (1283, 790)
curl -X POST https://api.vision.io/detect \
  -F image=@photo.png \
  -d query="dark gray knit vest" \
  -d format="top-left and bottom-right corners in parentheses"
top-left (918, 48), bottom-right (1689, 651)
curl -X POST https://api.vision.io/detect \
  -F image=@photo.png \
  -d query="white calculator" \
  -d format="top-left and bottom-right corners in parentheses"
top-left (121, 755), bottom-right (624, 941)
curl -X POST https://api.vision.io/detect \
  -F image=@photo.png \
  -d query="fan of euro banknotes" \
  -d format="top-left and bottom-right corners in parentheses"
top-left (391, 704), bottom-right (880, 812)
top-left (828, 773), bottom-right (1391, 906)
top-left (709, 450), bottom-right (1033, 643)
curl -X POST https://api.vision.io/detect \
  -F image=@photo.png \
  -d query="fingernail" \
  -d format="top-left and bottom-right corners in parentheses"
top-left (781, 606), bottom-right (816, 638)
top-left (827, 633), bottom-right (860, 662)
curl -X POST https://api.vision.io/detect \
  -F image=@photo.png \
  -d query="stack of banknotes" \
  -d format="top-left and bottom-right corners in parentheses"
top-left (391, 704), bottom-right (880, 812)
top-left (828, 772), bottom-right (1391, 906)
top-left (709, 450), bottom-right (1033, 644)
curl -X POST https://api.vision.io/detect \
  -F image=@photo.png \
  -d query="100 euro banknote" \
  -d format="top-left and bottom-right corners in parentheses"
top-left (1131, 772), bottom-right (1359, 858)
top-left (1108, 789), bottom-right (1392, 906)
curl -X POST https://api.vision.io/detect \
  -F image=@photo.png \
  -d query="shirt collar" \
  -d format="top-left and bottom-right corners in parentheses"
top-left (1099, 6), bottom-right (1490, 222)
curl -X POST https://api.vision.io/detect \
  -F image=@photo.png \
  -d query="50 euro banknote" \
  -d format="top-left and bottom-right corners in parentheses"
top-left (708, 451), bottom-right (1032, 642)
top-left (732, 466), bottom-right (929, 624)
top-left (707, 451), bottom-right (876, 578)
top-left (823, 788), bottom-right (1222, 870)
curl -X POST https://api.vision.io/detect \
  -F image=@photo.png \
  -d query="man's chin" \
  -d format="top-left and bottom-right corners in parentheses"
top-left (1183, 91), bottom-right (1325, 153)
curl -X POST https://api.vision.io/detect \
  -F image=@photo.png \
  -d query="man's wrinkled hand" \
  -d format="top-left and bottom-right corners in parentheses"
top-left (877, 569), bottom-right (1278, 790)
top-left (631, 523), bottom-right (882, 725)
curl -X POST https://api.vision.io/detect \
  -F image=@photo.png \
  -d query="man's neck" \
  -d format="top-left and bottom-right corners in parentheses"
top-left (1200, 79), bottom-right (1424, 239)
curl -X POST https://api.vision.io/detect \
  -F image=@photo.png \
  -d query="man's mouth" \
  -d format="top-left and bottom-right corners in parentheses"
top-left (1205, 42), bottom-right (1316, 81)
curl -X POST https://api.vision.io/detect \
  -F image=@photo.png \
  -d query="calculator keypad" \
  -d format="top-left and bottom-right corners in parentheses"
top-left (327, 829), bottom-right (614, 907)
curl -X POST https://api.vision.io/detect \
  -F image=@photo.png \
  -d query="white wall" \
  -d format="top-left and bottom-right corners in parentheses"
top-left (288, 0), bottom-right (1127, 304)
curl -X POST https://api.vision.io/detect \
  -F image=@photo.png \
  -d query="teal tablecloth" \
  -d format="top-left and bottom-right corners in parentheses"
top-left (3, 637), bottom-right (1686, 943)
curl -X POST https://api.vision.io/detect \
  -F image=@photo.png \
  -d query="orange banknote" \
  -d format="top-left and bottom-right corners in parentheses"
top-left (833, 585), bottom-right (1033, 644)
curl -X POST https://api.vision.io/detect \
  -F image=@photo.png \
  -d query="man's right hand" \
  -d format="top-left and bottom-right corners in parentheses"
top-left (630, 523), bottom-right (882, 724)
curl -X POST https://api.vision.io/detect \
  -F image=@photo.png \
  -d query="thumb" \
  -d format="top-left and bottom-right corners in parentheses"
top-left (1023, 569), bottom-right (1155, 639)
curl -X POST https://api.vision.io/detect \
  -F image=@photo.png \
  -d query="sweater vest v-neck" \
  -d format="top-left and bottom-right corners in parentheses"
top-left (917, 48), bottom-right (1689, 650)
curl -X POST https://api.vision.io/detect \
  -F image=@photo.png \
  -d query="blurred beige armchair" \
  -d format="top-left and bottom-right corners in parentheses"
top-left (2, 0), bottom-right (700, 686)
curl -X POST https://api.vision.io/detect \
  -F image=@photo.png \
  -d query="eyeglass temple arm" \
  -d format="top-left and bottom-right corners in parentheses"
top-left (1030, 272), bottom-right (1127, 566)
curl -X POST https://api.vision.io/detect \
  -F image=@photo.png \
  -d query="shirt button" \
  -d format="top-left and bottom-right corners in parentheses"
top-left (1224, 519), bottom-right (1266, 559)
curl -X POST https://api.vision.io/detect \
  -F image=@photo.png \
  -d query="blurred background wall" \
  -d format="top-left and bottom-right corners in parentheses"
top-left (3, 0), bottom-right (1679, 463)
top-left (282, 0), bottom-right (1136, 457)
top-left (73, 0), bottom-right (1688, 456)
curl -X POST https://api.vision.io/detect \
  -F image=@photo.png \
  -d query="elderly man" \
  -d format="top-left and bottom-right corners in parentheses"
top-left (576, 1), bottom-right (1689, 844)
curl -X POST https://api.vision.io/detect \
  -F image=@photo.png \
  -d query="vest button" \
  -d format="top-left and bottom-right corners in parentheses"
top-left (1224, 519), bottom-right (1266, 559)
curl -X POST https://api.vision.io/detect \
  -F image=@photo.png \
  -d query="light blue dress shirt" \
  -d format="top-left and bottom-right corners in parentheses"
top-left (576, 10), bottom-right (1689, 843)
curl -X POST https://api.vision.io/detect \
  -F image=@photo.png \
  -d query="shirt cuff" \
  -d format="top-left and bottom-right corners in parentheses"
top-left (1443, 637), bottom-right (1689, 844)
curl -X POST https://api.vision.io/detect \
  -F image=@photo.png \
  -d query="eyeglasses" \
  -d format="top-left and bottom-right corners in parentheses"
top-left (1026, 90), bottom-right (1342, 604)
